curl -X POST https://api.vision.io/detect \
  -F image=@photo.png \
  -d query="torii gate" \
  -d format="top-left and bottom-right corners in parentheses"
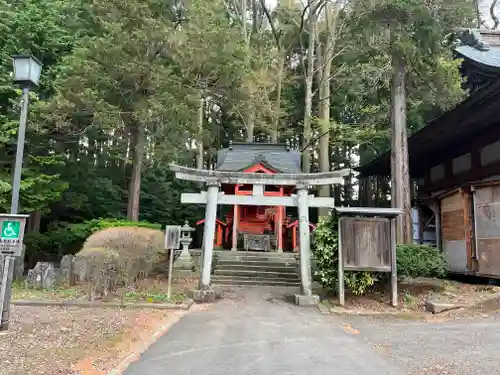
top-left (169, 164), bottom-right (349, 305)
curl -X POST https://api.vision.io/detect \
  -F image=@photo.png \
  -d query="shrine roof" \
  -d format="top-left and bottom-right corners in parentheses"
top-left (216, 142), bottom-right (301, 173)
top-left (454, 29), bottom-right (500, 71)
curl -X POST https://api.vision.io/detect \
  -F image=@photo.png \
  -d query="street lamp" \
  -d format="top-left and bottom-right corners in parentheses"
top-left (0, 55), bottom-right (42, 331)
top-left (12, 55), bottom-right (43, 88)
top-left (10, 55), bottom-right (43, 214)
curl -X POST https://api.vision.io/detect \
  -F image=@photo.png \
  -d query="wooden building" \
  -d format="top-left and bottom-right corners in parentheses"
top-left (214, 141), bottom-right (312, 252)
top-left (357, 29), bottom-right (500, 278)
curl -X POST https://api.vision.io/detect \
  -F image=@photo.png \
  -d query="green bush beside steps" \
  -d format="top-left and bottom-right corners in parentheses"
top-left (312, 216), bottom-right (448, 295)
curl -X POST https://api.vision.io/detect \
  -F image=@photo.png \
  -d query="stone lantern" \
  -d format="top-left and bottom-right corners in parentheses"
top-left (176, 221), bottom-right (195, 269)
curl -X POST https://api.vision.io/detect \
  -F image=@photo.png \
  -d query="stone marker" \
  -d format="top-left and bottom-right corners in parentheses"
top-left (425, 300), bottom-right (462, 314)
top-left (59, 255), bottom-right (74, 285)
top-left (25, 262), bottom-right (56, 289)
top-left (13, 245), bottom-right (25, 281)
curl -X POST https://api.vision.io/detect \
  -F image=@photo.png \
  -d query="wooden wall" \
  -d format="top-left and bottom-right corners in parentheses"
top-left (440, 190), bottom-right (468, 273)
top-left (472, 183), bottom-right (500, 277)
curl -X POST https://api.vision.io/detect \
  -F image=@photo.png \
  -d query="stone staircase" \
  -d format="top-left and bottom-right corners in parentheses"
top-left (212, 251), bottom-right (301, 288)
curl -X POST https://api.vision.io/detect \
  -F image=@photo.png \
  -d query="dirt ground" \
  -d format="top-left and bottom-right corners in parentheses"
top-left (323, 277), bottom-right (500, 318)
top-left (0, 305), bottom-right (186, 375)
top-left (0, 277), bottom-right (200, 375)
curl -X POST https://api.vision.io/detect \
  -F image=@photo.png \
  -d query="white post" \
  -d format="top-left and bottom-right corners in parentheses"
top-left (297, 186), bottom-right (312, 296)
top-left (200, 182), bottom-right (219, 289)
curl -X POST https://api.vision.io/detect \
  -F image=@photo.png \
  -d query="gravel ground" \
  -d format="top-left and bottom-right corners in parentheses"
top-left (0, 305), bottom-right (184, 375)
top-left (343, 313), bottom-right (500, 375)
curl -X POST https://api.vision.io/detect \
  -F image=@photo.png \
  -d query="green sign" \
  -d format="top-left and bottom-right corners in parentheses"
top-left (1, 221), bottom-right (20, 239)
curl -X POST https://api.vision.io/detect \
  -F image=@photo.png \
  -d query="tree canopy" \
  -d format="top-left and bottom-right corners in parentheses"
top-left (0, 0), bottom-right (476, 248)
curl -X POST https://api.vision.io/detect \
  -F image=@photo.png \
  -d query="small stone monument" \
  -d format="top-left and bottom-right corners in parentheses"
top-left (25, 262), bottom-right (56, 289)
top-left (175, 221), bottom-right (195, 269)
top-left (59, 255), bottom-right (74, 285)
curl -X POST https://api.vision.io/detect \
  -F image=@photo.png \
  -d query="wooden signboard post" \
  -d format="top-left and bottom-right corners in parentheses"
top-left (335, 207), bottom-right (402, 307)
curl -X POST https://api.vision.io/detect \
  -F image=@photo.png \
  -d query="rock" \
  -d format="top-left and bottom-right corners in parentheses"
top-left (294, 294), bottom-right (320, 306)
top-left (59, 255), bottom-right (74, 285)
top-left (25, 262), bottom-right (57, 289)
top-left (425, 300), bottom-right (462, 314)
top-left (189, 289), bottom-right (217, 302)
top-left (13, 245), bottom-right (25, 281)
top-left (73, 257), bottom-right (88, 282)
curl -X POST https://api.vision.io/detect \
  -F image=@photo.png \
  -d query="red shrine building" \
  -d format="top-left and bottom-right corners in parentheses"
top-left (196, 142), bottom-right (315, 252)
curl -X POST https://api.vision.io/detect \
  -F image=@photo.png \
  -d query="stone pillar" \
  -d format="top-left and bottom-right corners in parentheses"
top-left (276, 206), bottom-right (283, 252)
top-left (294, 185), bottom-right (319, 306)
top-left (231, 204), bottom-right (238, 251)
top-left (200, 182), bottom-right (219, 289)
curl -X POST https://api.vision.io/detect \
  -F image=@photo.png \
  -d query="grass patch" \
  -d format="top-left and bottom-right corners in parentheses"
top-left (11, 277), bottom-right (192, 304)
top-left (12, 281), bottom-right (85, 301)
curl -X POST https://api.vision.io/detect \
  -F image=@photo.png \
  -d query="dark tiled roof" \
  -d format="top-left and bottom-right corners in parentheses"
top-left (216, 143), bottom-right (301, 173)
top-left (455, 45), bottom-right (500, 68)
top-left (454, 29), bottom-right (500, 69)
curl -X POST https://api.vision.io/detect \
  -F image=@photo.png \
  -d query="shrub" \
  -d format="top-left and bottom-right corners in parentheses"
top-left (312, 216), bottom-right (375, 295)
top-left (75, 247), bottom-right (120, 300)
top-left (396, 243), bottom-right (447, 278)
top-left (24, 218), bottom-right (162, 262)
top-left (76, 227), bottom-right (165, 299)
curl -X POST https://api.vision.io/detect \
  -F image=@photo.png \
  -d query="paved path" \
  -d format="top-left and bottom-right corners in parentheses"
top-left (124, 288), bottom-right (405, 375)
top-left (344, 314), bottom-right (500, 375)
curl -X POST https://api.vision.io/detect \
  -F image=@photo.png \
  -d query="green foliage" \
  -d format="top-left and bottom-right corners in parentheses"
top-left (312, 216), bottom-right (375, 295)
top-left (396, 243), bottom-right (447, 278)
top-left (0, 0), bottom-right (480, 263)
top-left (312, 217), bottom-right (449, 296)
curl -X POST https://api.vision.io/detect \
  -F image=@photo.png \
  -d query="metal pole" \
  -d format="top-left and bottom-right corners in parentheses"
top-left (390, 217), bottom-right (398, 307)
top-left (11, 87), bottom-right (30, 215)
top-left (0, 256), bottom-right (11, 325)
top-left (0, 88), bottom-right (30, 331)
top-left (338, 217), bottom-right (345, 306)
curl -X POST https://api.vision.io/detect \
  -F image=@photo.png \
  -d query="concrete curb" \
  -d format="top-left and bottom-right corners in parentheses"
top-left (107, 311), bottom-right (187, 375)
top-left (317, 303), bottom-right (331, 315)
top-left (329, 306), bottom-right (401, 317)
top-left (12, 299), bottom-right (194, 310)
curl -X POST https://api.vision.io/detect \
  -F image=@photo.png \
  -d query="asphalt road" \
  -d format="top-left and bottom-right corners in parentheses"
top-left (344, 313), bottom-right (500, 375)
top-left (124, 288), bottom-right (406, 375)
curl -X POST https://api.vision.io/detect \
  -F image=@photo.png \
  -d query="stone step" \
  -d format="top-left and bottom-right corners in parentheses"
top-left (215, 251), bottom-right (298, 260)
top-left (211, 276), bottom-right (301, 287)
top-left (216, 260), bottom-right (297, 268)
top-left (216, 256), bottom-right (298, 263)
top-left (214, 269), bottom-right (300, 279)
top-left (215, 264), bottom-right (298, 273)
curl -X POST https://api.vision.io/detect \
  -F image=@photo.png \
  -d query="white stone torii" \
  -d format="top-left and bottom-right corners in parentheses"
top-left (169, 164), bottom-right (349, 305)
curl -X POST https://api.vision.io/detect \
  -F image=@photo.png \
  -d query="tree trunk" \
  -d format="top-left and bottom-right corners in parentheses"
top-left (126, 124), bottom-right (145, 221)
top-left (318, 2), bottom-right (336, 216)
top-left (302, 2), bottom-right (317, 173)
top-left (390, 55), bottom-right (412, 243)
top-left (246, 101), bottom-right (255, 142)
top-left (196, 96), bottom-right (204, 169)
top-left (271, 52), bottom-right (285, 143)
